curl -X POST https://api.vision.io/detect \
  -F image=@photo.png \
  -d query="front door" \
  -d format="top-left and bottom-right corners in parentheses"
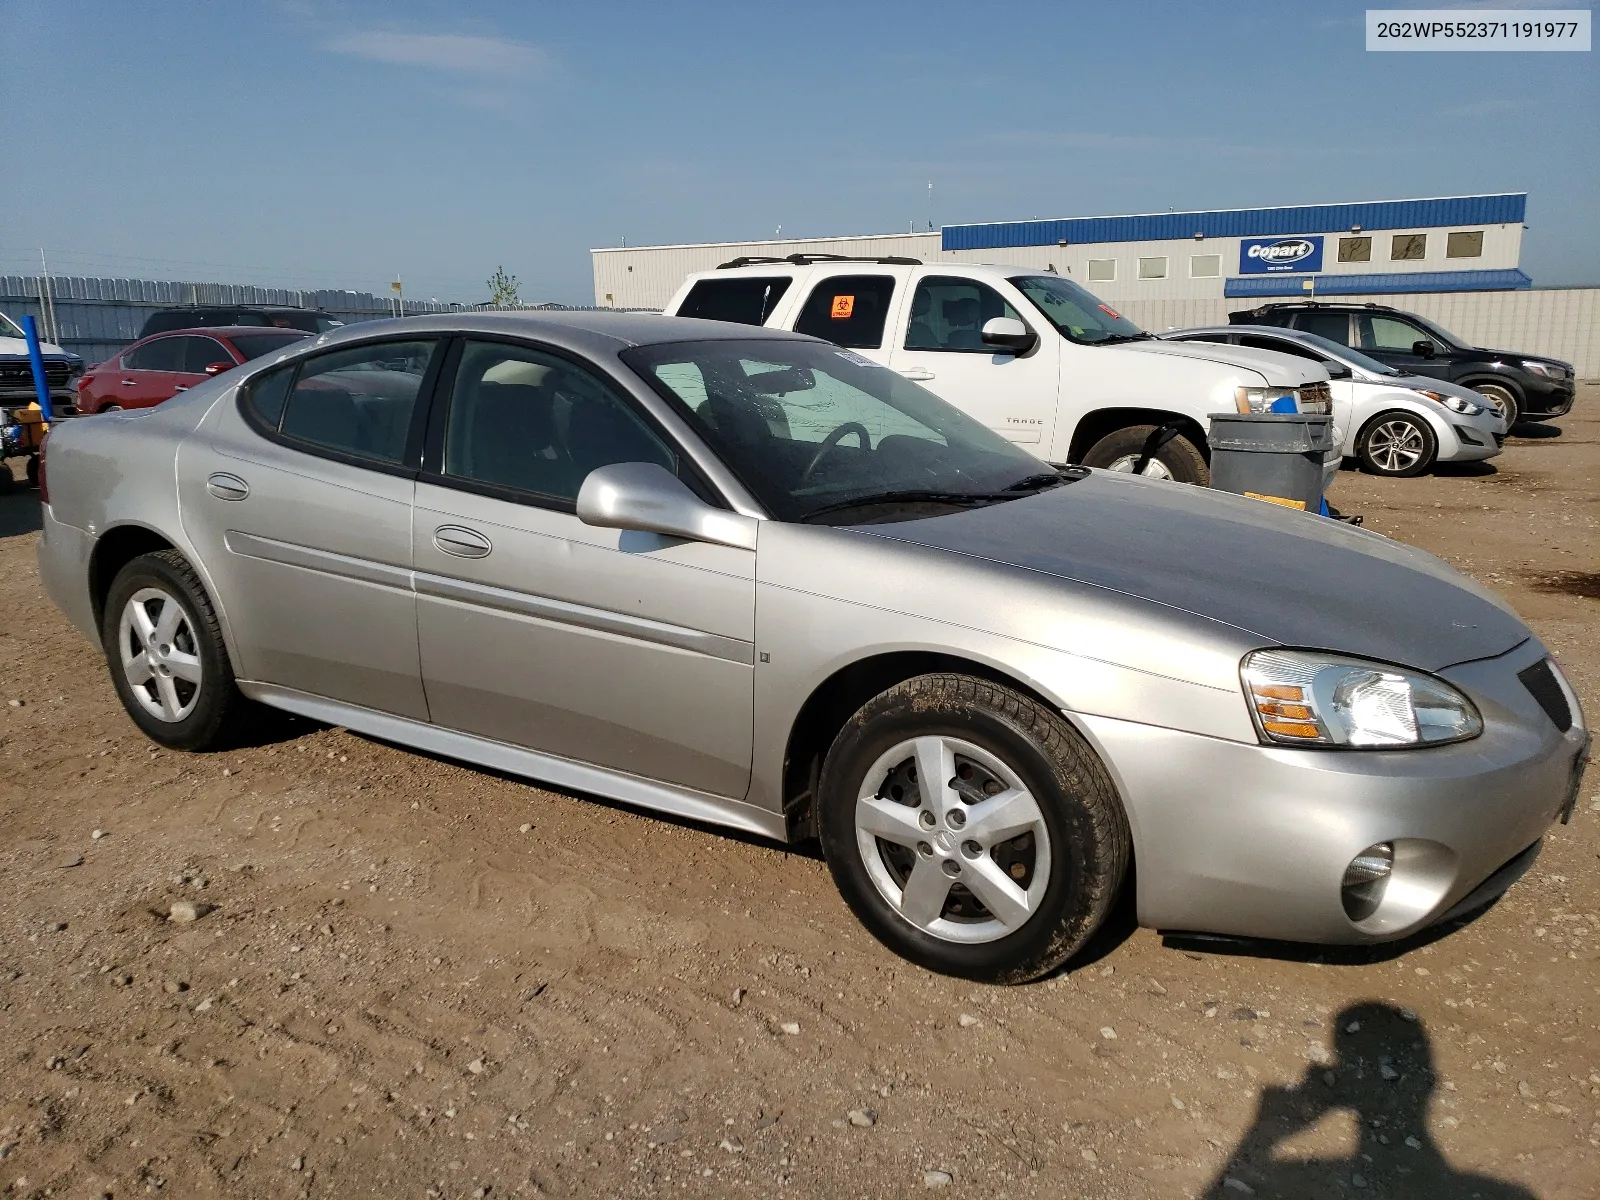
top-left (117, 335), bottom-right (187, 409)
top-left (1356, 313), bottom-right (1451, 381)
top-left (411, 337), bottom-right (756, 798)
top-left (178, 337), bottom-right (442, 719)
top-left (888, 273), bottom-right (1059, 449)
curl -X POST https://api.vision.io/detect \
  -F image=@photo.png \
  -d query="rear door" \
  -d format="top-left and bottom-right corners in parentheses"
top-left (1289, 310), bottom-right (1354, 347)
top-left (178, 337), bottom-right (443, 718)
top-left (887, 272), bottom-right (1059, 448)
top-left (787, 271), bottom-right (907, 368)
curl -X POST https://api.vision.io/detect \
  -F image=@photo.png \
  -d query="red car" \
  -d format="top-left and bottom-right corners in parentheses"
top-left (75, 326), bottom-right (311, 414)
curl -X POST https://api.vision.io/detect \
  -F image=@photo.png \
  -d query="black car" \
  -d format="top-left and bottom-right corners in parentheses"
top-left (138, 306), bottom-right (344, 339)
top-left (1228, 301), bottom-right (1575, 428)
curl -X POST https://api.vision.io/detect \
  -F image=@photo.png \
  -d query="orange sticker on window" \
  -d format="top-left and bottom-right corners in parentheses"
top-left (830, 295), bottom-right (855, 319)
top-left (1098, 303), bottom-right (1122, 320)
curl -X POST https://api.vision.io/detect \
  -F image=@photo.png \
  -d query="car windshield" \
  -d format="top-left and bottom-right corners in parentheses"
top-left (228, 331), bottom-right (311, 361)
top-left (0, 312), bottom-right (26, 340)
top-left (622, 338), bottom-right (1054, 523)
top-left (1284, 331), bottom-right (1402, 376)
top-left (1010, 275), bottom-right (1148, 344)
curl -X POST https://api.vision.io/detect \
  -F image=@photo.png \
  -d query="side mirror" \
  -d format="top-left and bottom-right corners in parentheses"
top-left (203, 361), bottom-right (234, 376)
top-left (1411, 339), bottom-right (1436, 359)
top-left (577, 462), bottom-right (757, 551)
top-left (1323, 362), bottom-right (1352, 380)
top-left (981, 316), bottom-right (1038, 355)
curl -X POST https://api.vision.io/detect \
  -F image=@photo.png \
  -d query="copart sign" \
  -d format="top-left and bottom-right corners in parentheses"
top-left (1239, 236), bottom-right (1324, 274)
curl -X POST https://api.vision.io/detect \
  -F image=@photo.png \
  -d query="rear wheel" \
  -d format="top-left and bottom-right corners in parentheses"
top-left (818, 674), bottom-right (1130, 983)
top-left (100, 404), bottom-right (124, 414)
top-left (102, 550), bottom-right (246, 750)
top-left (1471, 382), bottom-right (1519, 431)
top-left (1082, 425), bottom-right (1209, 485)
top-left (1357, 411), bottom-right (1437, 477)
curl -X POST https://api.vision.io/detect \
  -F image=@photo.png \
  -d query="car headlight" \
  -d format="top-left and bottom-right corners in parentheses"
top-left (1523, 361), bottom-right (1564, 378)
top-left (1241, 649), bottom-right (1483, 748)
top-left (1236, 386), bottom-right (1298, 414)
top-left (1418, 389), bottom-right (1484, 416)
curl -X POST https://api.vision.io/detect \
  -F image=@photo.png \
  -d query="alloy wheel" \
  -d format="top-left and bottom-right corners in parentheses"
top-left (118, 587), bottom-right (203, 722)
top-left (1366, 420), bottom-right (1426, 473)
top-left (1104, 453), bottom-right (1174, 479)
top-left (854, 735), bottom-right (1052, 944)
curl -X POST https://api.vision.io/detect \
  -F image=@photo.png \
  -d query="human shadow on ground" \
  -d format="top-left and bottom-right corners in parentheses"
top-left (1204, 1001), bottom-right (1535, 1199)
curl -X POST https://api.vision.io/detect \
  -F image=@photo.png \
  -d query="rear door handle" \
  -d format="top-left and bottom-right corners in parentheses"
top-left (121, 379), bottom-right (138, 386)
top-left (898, 368), bottom-right (936, 381)
top-left (206, 472), bottom-right (250, 501)
top-left (434, 525), bottom-right (492, 558)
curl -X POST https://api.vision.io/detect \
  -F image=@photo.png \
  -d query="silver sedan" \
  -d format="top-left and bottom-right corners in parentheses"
top-left (37, 313), bottom-right (1589, 982)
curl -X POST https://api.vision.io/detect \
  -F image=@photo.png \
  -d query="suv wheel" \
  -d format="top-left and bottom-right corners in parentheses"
top-left (818, 674), bottom-right (1130, 983)
top-left (102, 550), bottom-right (247, 750)
top-left (1082, 425), bottom-right (1209, 485)
top-left (1357, 411), bottom-right (1437, 477)
top-left (1471, 382), bottom-right (1520, 431)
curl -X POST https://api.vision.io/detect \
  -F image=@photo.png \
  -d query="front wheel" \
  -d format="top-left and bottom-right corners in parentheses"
top-left (102, 550), bottom-right (246, 750)
top-left (1470, 382), bottom-right (1519, 431)
top-left (818, 674), bottom-right (1130, 983)
top-left (1081, 425), bottom-right (1209, 485)
top-left (1357, 410), bottom-right (1437, 477)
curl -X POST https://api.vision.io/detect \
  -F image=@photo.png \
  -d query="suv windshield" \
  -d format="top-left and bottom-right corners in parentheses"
top-left (1011, 275), bottom-right (1148, 344)
top-left (622, 338), bottom-right (1053, 523)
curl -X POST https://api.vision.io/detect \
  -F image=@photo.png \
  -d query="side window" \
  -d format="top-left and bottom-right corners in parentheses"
top-left (1391, 233), bottom-right (1427, 261)
top-left (1293, 312), bottom-right (1352, 345)
top-left (1338, 236), bottom-right (1372, 263)
top-left (677, 277), bottom-right (792, 326)
top-left (1359, 315), bottom-right (1430, 353)
top-left (125, 337), bottom-right (185, 372)
top-left (904, 277), bottom-right (1024, 351)
top-left (442, 340), bottom-right (675, 504)
top-left (793, 275), bottom-right (897, 348)
top-left (1446, 230), bottom-right (1483, 259)
top-left (243, 364), bottom-right (295, 428)
top-left (1239, 334), bottom-right (1322, 363)
top-left (183, 337), bottom-right (234, 373)
top-left (278, 340), bottom-right (437, 464)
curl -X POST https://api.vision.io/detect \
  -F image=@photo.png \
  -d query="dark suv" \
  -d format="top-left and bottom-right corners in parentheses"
top-left (1229, 301), bottom-right (1575, 428)
top-left (138, 306), bottom-right (344, 339)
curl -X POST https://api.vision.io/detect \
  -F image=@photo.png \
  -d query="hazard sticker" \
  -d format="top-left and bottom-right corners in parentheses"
top-left (830, 295), bottom-right (855, 320)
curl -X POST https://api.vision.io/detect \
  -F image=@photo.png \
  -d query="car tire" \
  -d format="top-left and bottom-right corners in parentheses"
top-left (101, 550), bottom-right (246, 751)
top-left (100, 404), bottom-right (123, 413)
top-left (1470, 382), bottom-right (1520, 431)
top-left (817, 673), bottom-right (1130, 983)
top-left (1081, 425), bottom-right (1210, 485)
top-left (1357, 410), bottom-right (1437, 477)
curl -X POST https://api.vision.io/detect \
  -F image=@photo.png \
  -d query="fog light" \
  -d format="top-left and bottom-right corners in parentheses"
top-left (1341, 842), bottom-right (1394, 922)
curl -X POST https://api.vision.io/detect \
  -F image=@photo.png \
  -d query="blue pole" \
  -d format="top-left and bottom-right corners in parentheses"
top-left (21, 315), bottom-right (54, 422)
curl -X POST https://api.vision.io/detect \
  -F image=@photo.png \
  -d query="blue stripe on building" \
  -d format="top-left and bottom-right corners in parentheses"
top-left (941, 194), bottom-right (1527, 252)
top-left (1222, 268), bottom-right (1532, 298)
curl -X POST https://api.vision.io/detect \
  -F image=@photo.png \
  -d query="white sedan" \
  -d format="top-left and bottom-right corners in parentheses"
top-left (1165, 326), bottom-right (1504, 477)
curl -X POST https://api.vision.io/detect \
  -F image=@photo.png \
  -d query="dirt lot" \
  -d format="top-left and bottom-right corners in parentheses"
top-left (2, 388), bottom-right (1596, 1200)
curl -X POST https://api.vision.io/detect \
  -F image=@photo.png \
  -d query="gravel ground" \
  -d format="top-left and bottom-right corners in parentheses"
top-left (1, 387), bottom-right (1596, 1200)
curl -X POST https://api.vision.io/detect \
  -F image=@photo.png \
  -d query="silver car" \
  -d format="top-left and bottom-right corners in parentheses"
top-left (36, 313), bottom-right (1589, 982)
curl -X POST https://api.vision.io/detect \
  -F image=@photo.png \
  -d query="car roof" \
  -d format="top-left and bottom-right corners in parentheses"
top-left (307, 310), bottom-right (825, 354)
top-left (700, 260), bottom-right (1042, 280)
top-left (152, 304), bottom-right (329, 314)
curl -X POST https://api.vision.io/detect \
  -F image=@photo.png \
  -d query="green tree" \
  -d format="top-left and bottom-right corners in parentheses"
top-left (486, 265), bottom-right (520, 307)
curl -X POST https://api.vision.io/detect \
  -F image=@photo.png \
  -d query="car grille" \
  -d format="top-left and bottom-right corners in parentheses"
top-left (1299, 381), bottom-right (1332, 413)
top-left (0, 360), bottom-right (72, 389)
top-left (1518, 659), bottom-right (1573, 733)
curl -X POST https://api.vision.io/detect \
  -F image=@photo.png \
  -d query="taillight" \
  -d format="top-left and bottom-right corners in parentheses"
top-left (37, 432), bottom-right (48, 504)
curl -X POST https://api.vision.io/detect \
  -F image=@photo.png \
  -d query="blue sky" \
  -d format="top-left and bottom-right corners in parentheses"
top-left (2, 0), bottom-right (1595, 304)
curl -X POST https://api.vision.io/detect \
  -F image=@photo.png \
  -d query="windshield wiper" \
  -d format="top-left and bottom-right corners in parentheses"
top-left (800, 490), bottom-right (1010, 521)
top-left (1003, 471), bottom-right (1073, 492)
top-left (1094, 332), bottom-right (1154, 344)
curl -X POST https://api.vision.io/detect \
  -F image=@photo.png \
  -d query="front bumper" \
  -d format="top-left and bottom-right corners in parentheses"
top-left (1520, 377), bottom-right (1576, 420)
top-left (1075, 637), bottom-right (1586, 944)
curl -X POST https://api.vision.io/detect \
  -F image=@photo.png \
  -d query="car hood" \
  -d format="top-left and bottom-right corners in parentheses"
top-left (0, 335), bottom-right (68, 357)
top-left (1473, 348), bottom-right (1572, 370)
top-left (1132, 338), bottom-right (1328, 386)
top-left (856, 472), bottom-right (1529, 673)
top-left (1382, 372), bottom-right (1487, 404)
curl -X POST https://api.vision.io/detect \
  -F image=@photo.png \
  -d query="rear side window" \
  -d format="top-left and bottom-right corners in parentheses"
top-left (793, 275), bottom-right (897, 349)
top-left (1293, 312), bottom-right (1351, 345)
top-left (678, 277), bottom-right (792, 327)
top-left (125, 337), bottom-right (185, 371)
top-left (277, 340), bottom-right (438, 464)
top-left (904, 277), bottom-right (1023, 351)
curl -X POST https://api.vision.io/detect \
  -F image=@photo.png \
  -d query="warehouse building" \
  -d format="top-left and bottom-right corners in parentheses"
top-left (591, 192), bottom-right (1529, 310)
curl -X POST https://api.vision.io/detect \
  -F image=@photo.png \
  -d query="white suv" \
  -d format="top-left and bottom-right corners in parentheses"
top-left (664, 256), bottom-right (1333, 485)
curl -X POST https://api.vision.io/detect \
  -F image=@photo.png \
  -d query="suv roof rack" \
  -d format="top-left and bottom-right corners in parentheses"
top-left (716, 253), bottom-right (922, 269)
top-left (1239, 300), bottom-right (1391, 312)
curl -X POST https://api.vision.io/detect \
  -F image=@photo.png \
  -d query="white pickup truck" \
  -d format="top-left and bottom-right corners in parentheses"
top-left (664, 256), bottom-right (1333, 484)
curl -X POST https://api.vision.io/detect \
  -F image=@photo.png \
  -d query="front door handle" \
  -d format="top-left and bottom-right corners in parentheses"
top-left (173, 386), bottom-right (189, 392)
top-left (898, 368), bottom-right (936, 381)
top-left (434, 525), bottom-right (492, 558)
top-left (206, 472), bottom-right (250, 501)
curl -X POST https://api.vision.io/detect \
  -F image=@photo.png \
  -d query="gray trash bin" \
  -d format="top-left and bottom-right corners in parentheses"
top-left (1207, 413), bottom-right (1335, 514)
